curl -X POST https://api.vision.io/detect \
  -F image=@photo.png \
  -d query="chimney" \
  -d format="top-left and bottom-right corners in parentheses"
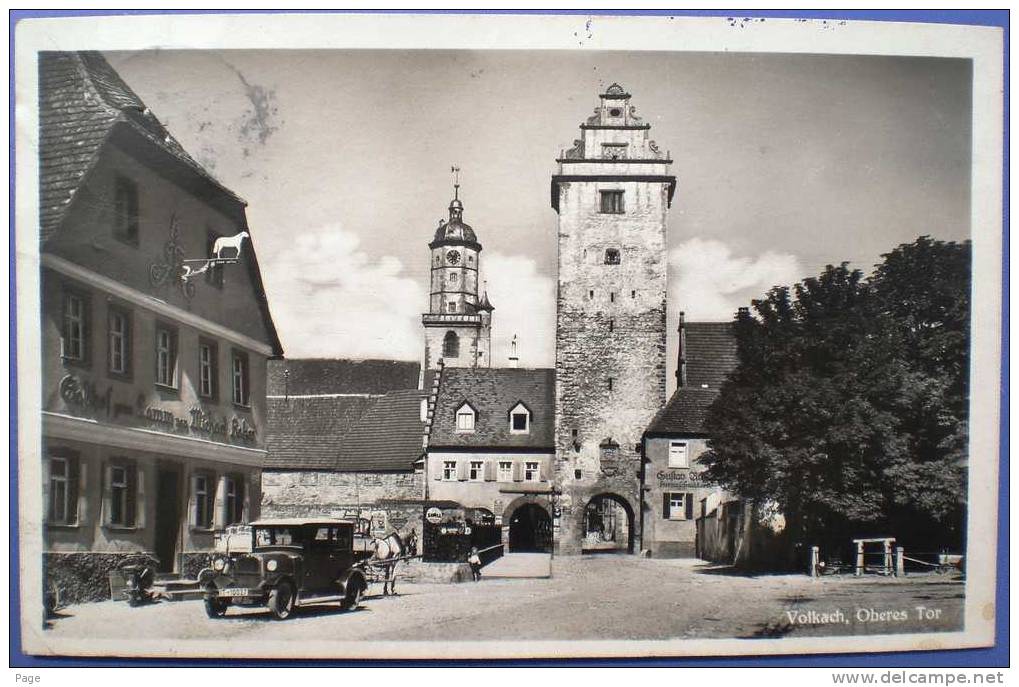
top-left (676, 312), bottom-right (687, 387)
top-left (509, 334), bottom-right (519, 368)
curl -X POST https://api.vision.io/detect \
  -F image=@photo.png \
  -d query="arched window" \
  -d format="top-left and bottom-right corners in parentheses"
top-left (443, 331), bottom-right (460, 358)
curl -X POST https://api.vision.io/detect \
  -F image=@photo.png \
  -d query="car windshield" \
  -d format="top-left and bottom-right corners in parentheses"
top-left (253, 526), bottom-right (304, 548)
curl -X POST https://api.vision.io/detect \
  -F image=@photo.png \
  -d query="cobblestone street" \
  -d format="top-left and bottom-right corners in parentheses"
top-left (42, 556), bottom-right (964, 651)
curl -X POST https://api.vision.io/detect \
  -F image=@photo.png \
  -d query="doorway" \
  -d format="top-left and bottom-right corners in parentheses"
top-left (508, 503), bottom-right (552, 553)
top-left (583, 494), bottom-right (634, 554)
top-left (154, 468), bottom-right (181, 573)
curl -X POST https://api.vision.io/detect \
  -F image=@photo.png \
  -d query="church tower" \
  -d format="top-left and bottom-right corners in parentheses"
top-left (422, 170), bottom-right (494, 371)
top-left (550, 84), bottom-right (676, 555)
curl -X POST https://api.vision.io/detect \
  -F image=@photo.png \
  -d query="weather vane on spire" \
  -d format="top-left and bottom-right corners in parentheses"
top-left (451, 165), bottom-right (461, 200)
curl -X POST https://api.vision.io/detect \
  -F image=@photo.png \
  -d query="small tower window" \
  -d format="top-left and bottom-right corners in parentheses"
top-left (609, 319), bottom-right (614, 332)
top-left (443, 331), bottom-right (460, 358)
top-left (599, 190), bottom-right (625, 214)
top-left (607, 377), bottom-right (614, 391)
top-left (604, 248), bottom-right (620, 265)
top-left (449, 272), bottom-right (459, 283)
top-left (610, 292), bottom-right (616, 303)
top-left (447, 301), bottom-right (458, 313)
top-left (589, 289), bottom-right (595, 299)
top-left (631, 290), bottom-right (636, 298)
top-left (608, 108), bottom-right (622, 117)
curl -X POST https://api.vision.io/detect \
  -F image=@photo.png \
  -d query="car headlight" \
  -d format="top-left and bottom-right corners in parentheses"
top-left (266, 559), bottom-right (278, 572)
top-left (213, 558), bottom-right (225, 571)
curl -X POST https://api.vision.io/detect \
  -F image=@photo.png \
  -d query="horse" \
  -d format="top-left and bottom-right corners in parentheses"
top-left (369, 529), bottom-right (418, 596)
top-left (211, 231), bottom-right (249, 261)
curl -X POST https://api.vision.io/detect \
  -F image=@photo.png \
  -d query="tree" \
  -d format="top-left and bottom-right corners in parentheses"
top-left (701, 237), bottom-right (971, 553)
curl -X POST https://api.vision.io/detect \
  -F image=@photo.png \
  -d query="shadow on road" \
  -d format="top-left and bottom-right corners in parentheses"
top-left (692, 563), bottom-right (799, 579)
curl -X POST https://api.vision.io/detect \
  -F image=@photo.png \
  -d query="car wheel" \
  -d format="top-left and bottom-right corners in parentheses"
top-left (268, 581), bottom-right (296, 620)
top-left (345, 580), bottom-right (363, 611)
top-left (204, 597), bottom-right (229, 618)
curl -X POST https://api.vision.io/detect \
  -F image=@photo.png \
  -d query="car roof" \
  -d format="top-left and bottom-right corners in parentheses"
top-left (248, 518), bottom-right (355, 527)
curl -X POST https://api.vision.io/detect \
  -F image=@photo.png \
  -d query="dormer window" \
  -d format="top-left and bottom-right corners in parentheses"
top-left (509, 402), bottom-right (531, 434)
top-left (456, 402), bottom-right (476, 432)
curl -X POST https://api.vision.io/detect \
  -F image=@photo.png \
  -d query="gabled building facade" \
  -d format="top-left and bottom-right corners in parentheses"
top-left (39, 52), bottom-right (283, 601)
top-left (425, 367), bottom-right (556, 552)
top-left (641, 314), bottom-right (737, 557)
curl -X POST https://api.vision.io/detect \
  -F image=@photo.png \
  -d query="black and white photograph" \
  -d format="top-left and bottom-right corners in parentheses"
top-left (13, 12), bottom-right (1004, 661)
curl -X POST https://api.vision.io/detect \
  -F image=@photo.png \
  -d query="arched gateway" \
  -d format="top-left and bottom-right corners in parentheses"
top-left (503, 497), bottom-right (552, 553)
top-left (582, 493), bottom-right (635, 554)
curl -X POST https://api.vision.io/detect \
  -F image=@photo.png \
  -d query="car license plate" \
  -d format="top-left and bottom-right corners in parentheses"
top-left (220, 587), bottom-right (248, 596)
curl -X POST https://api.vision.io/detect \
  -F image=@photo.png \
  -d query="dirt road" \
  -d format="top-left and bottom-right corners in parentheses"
top-left (43, 556), bottom-right (963, 646)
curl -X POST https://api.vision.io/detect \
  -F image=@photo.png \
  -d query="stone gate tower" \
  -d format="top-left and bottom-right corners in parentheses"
top-left (422, 176), bottom-right (494, 371)
top-left (550, 84), bottom-right (675, 555)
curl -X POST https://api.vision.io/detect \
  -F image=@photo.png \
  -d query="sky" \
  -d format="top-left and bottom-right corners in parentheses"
top-left (107, 50), bottom-right (972, 391)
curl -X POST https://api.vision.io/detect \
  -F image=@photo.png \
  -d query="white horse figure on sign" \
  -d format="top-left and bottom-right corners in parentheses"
top-left (369, 529), bottom-right (418, 597)
top-left (212, 231), bottom-right (249, 260)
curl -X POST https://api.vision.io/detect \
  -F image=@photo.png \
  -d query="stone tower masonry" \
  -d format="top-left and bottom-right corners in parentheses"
top-left (550, 84), bottom-right (676, 555)
top-left (422, 177), bottom-right (494, 371)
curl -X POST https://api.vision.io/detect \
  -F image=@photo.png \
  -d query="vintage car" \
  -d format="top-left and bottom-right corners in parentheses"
top-left (199, 518), bottom-right (369, 620)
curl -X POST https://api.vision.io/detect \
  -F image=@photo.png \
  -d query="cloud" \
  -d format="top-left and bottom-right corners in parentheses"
top-left (262, 227), bottom-right (426, 360)
top-left (482, 252), bottom-right (556, 368)
top-left (668, 238), bottom-right (802, 320)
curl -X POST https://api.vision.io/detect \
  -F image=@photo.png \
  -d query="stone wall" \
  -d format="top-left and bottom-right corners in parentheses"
top-left (261, 470), bottom-right (422, 513)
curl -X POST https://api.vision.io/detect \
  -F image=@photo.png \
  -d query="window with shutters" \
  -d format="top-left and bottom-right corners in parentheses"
top-left (62, 290), bottom-right (89, 363)
top-left (225, 474), bottom-right (245, 525)
top-left (497, 461), bottom-right (513, 482)
top-left (668, 441), bottom-right (689, 468)
top-left (442, 460), bottom-right (457, 481)
top-left (107, 307), bottom-right (131, 377)
top-left (108, 461), bottom-right (137, 528)
top-left (469, 460), bottom-right (484, 481)
top-left (192, 472), bottom-right (215, 530)
top-left (155, 324), bottom-right (178, 388)
top-left (232, 349), bottom-right (250, 407)
top-left (48, 452), bottom-right (79, 525)
top-left (198, 340), bottom-right (218, 399)
top-left (663, 491), bottom-right (695, 521)
top-left (524, 461), bottom-right (540, 482)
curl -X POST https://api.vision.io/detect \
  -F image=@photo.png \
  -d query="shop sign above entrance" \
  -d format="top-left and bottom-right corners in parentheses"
top-left (425, 507), bottom-right (443, 524)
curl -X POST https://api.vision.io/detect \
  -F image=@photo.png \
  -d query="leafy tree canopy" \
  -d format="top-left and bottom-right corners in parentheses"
top-left (701, 236), bottom-right (971, 550)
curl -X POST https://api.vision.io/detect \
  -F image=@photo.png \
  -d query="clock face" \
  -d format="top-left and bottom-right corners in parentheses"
top-left (447, 250), bottom-right (461, 265)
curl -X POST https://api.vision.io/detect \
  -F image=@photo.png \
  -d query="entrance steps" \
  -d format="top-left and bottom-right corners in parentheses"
top-left (483, 553), bottom-right (551, 579)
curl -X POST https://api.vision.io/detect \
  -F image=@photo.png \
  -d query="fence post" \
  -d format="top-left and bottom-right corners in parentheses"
top-left (884, 540), bottom-right (892, 575)
top-left (895, 547), bottom-right (905, 577)
top-left (810, 546), bottom-right (820, 577)
top-left (855, 540), bottom-right (864, 577)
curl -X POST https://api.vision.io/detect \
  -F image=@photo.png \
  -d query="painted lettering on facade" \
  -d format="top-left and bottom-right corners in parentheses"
top-left (656, 470), bottom-right (715, 487)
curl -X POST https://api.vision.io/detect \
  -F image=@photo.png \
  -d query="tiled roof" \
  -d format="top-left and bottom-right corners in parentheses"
top-left (264, 395), bottom-right (377, 470)
top-left (38, 51), bottom-right (241, 244)
top-left (429, 368), bottom-right (555, 450)
top-left (647, 321), bottom-right (738, 436)
top-left (267, 358), bottom-right (421, 397)
top-left (683, 322), bottom-right (739, 389)
top-left (336, 390), bottom-right (429, 471)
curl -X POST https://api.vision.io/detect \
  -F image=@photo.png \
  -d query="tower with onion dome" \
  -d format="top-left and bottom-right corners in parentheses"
top-left (422, 169), bottom-right (494, 370)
